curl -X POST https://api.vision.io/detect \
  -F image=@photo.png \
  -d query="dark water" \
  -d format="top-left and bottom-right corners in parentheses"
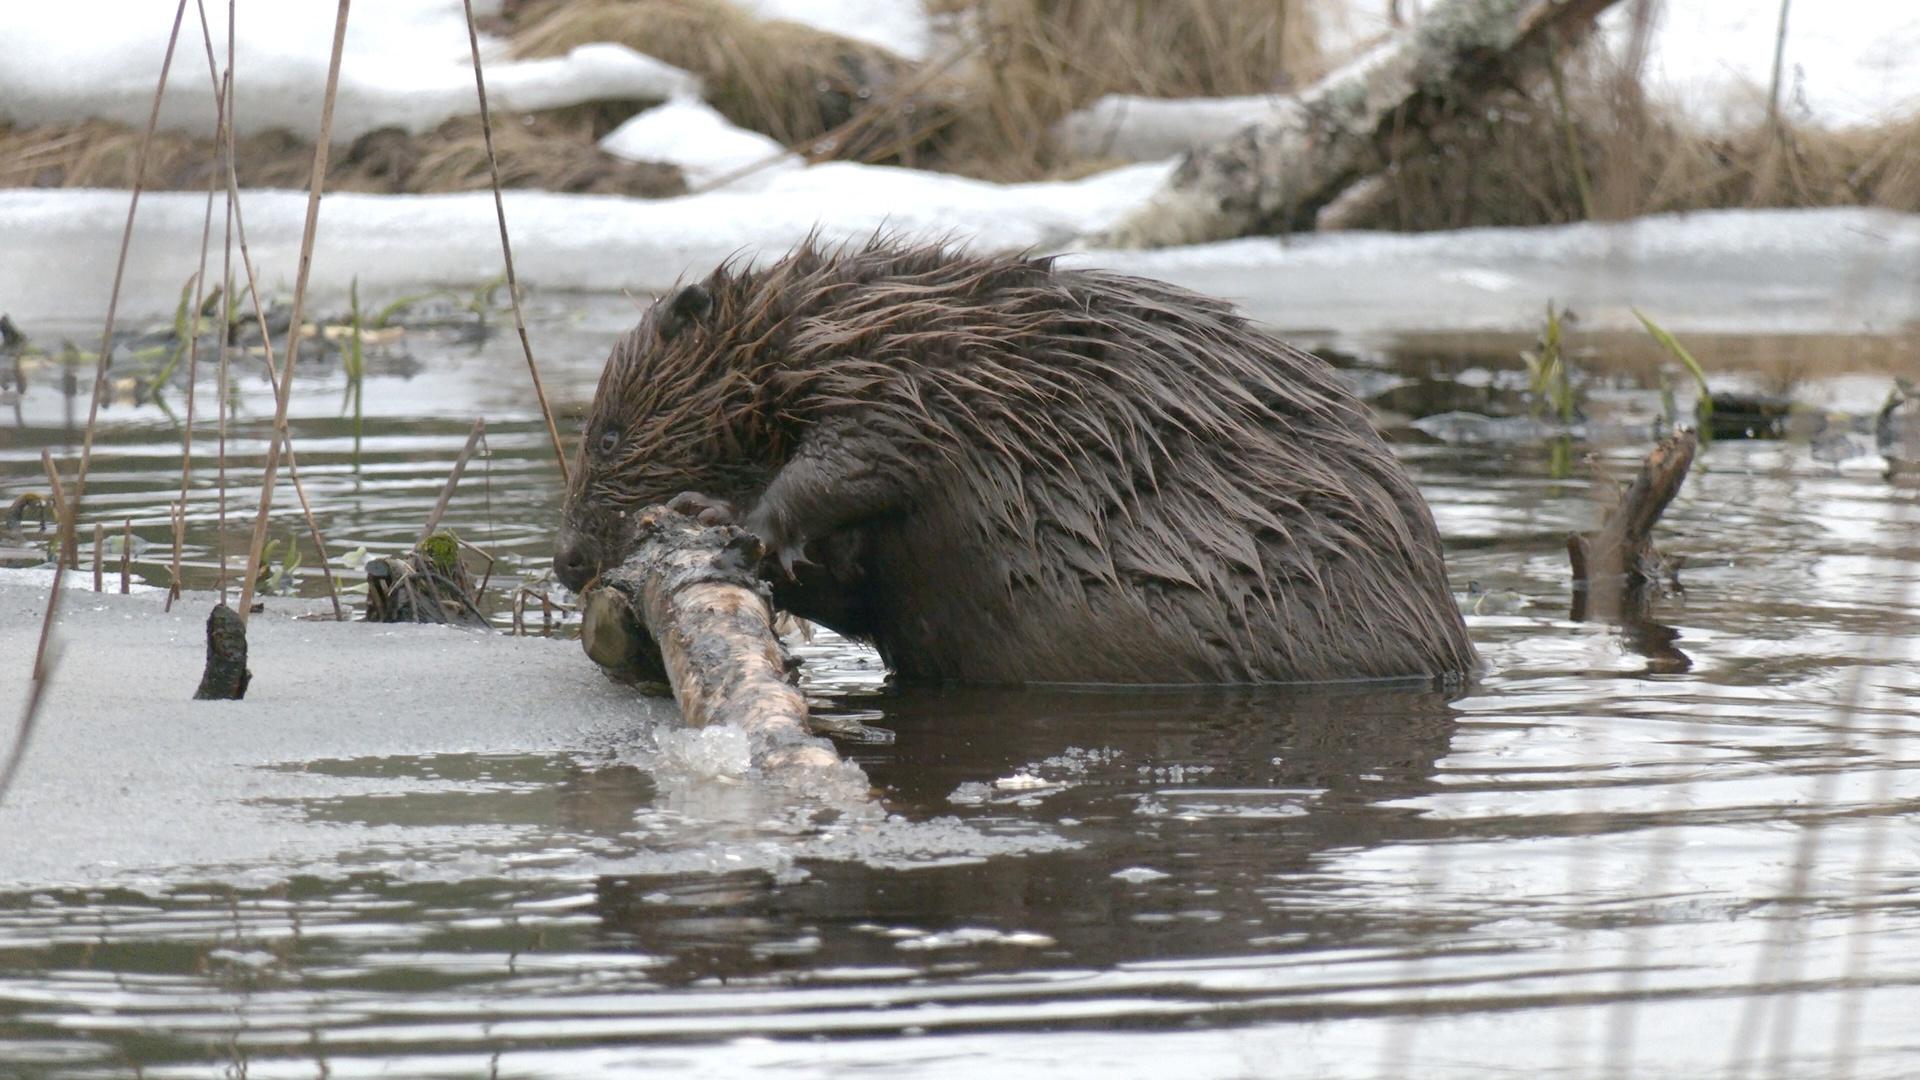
top-left (2, 299), bottom-right (1917, 1077)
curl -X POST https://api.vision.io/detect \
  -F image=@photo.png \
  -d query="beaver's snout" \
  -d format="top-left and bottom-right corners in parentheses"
top-left (553, 533), bottom-right (601, 594)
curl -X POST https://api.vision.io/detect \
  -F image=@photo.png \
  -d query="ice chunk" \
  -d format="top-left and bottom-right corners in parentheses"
top-left (1111, 866), bottom-right (1171, 884)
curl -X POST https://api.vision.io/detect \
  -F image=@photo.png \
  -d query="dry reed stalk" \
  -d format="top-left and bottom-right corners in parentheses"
top-left (169, 43), bottom-right (228, 608)
top-left (38, 451), bottom-right (72, 569)
top-left (92, 524), bottom-right (105, 593)
top-left (1765, 0), bottom-right (1793, 136)
top-left (166, 500), bottom-right (185, 611)
top-left (235, 0), bottom-right (350, 622)
top-left (462, 0), bottom-right (570, 485)
top-left (120, 520), bottom-right (132, 595)
top-left (420, 418), bottom-right (488, 542)
top-left (3, 0), bottom-right (190, 807)
top-left (189, 1), bottom-right (341, 617)
top-left (225, 225), bottom-right (347, 621)
top-left (212, 0), bottom-right (235, 603)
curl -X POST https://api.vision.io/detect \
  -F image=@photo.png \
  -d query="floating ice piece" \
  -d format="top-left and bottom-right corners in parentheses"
top-left (1, 0), bottom-right (697, 142)
top-left (1112, 866), bottom-right (1171, 884)
top-left (893, 927), bottom-right (1057, 951)
top-left (600, 100), bottom-right (797, 190)
top-left (993, 771), bottom-right (1049, 791)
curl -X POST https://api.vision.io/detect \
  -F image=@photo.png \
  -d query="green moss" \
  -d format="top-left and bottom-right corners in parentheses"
top-left (418, 531), bottom-right (462, 576)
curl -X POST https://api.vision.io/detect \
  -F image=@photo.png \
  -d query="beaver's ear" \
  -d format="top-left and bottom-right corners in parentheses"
top-left (660, 283), bottom-right (714, 341)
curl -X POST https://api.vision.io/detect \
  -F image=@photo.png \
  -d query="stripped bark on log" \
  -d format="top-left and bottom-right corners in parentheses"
top-left (580, 507), bottom-right (840, 774)
top-left (1568, 429), bottom-right (1696, 620)
top-left (1094, 0), bottom-right (1625, 248)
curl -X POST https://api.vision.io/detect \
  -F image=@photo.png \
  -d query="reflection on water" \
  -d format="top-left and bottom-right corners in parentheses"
top-left (2, 300), bottom-right (1919, 1077)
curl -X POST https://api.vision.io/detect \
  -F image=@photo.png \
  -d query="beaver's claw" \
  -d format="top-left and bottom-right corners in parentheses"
top-left (667, 490), bottom-right (737, 527)
top-left (768, 540), bottom-right (815, 582)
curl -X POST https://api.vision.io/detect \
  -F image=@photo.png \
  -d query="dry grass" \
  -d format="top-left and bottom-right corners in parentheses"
top-left (1350, 44), bottom-right (1920, 231)
top-left (509, 0), bottom-right (939, 164)
top-left (508, 0), bottom-right (1319, 179)
top-left (931, 0), bottom-right (1320, 179)
top-left (0, 113), bottom-right (686, 197)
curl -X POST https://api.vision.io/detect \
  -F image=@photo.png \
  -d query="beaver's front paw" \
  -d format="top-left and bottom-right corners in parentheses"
top-left (741, 504), bottom-right (813, 582)
top-left (666, 491), bottom-right (737, 527)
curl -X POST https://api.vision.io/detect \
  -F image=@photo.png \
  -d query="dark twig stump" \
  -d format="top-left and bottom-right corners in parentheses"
top-left (194, 603), bottom-right (251, 700)
top-left (1568, 429), bottom-right (1697, 629)
top-left (579, 507), bottom-right (838, 774)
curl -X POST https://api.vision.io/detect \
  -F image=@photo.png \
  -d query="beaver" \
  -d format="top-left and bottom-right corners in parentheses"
top-left (554, 239), bottom-right (1477, 684)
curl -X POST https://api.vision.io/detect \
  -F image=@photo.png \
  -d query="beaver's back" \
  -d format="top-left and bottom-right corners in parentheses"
top-left (797, 268), bottom-right (1468, 682)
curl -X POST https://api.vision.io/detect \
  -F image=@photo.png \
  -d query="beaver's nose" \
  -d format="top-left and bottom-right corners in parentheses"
top-left (553, 537), bottom-right (598, 593)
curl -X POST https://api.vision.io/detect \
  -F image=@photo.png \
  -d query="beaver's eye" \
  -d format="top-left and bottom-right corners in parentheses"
top-left (597, 429), bottom-right (621, 456)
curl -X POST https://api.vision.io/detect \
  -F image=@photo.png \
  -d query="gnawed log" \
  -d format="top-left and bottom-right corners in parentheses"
top-left (193, 603), bottom-right (251, 700)
top-left (1093, 0), bottom-right (1625, 248)
top-left (580, 507), bottom-right (840, 775)
top-left (1568, 429), bottom-right (1696, 620)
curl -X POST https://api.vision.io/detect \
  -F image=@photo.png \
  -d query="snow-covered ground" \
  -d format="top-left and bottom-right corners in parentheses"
top-left (1316, 0), bottom-right (1920, 128)
top-left (0, 0), bottom-right (696, 141)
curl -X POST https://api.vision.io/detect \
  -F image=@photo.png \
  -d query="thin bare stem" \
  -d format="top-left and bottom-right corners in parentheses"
top-left (120, 519), bottom-right (132, 595)
top-left (1765, 0), bottom-right (1792, 136)
top-left (461, 0), bottom-right (569, 485)
top-left (4, 0), bottom-right (190, 808)
top-left (216, 0), bottom-right (234, 603)
top-left (236, 0), bottom-right (351, 622)
top-left (92, 524), bottom-right (105, 594)
top-left (421, 419), bottom-right (488, 543)
top-left (73, 0), bottom-right (188, 504)
top-left (224, 241), bottom-right (343, 621)
top-left (172, 55), bottom-right (227, 607)
top-left (39, 451), bottom-right (71, 567)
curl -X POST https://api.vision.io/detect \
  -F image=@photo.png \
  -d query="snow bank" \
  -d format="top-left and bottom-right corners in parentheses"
top-left (1632, 0), bottom-right (1920, 128)
top-left (599, 99), bottom-right (798, 190)
top-left (733, 0), bottom-right (934, 61)
top-left (1067, 0), bottom-right (1920, 163)
top-left (0, 0), bottom-right (697, 142)
top-left (0, 160), bottom-right (1175, 320)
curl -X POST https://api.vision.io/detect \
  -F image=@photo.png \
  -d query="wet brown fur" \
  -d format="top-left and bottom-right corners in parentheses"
top-left (556, 239), bottom-right (1477, 684)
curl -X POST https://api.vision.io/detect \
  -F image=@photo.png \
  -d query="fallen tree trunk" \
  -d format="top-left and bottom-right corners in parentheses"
top-left (580, 507), bottom-right (841, 776)
top-left (1568, 429), bottom-right (1696, 620)
top-left (1093, 0), bottom-right (1625, 248)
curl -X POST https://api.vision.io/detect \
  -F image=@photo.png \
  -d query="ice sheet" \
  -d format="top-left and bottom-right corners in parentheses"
top-left (3, 180), bottom-right (1913, 340)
